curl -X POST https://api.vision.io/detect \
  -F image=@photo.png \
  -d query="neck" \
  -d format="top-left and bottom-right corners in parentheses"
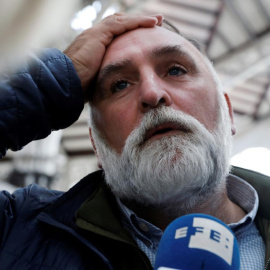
top-left (122, 188), bottom-right (246, 231)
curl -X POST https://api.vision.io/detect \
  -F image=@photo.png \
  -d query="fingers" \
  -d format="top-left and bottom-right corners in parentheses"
top-left (96, 13), bottom-right (164, 39)
top-left (151, 14), bottom-right (164, 26)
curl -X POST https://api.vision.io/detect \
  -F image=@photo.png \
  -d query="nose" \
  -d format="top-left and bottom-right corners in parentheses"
top-left (138, 75), bottom-right (172, 112)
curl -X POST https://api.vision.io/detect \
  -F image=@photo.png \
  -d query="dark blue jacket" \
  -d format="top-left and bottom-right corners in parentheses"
top-left (0, 171), bottom-right (117, 270)
top-left (0, 49), bottom-right (115, 269)
top-left (0, 48), bottom-right (84, 158)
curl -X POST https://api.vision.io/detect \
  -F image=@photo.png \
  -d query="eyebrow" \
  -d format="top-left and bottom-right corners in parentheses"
top-left (149, 45), bottom-right (197, 67)
top-left (97, 59), bottom-right (132, 85)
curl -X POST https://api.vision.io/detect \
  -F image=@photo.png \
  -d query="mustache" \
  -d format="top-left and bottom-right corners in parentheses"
top-left (126, 106), bottom-right (206, 147)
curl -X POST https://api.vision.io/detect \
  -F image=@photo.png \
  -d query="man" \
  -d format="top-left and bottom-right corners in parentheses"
top-left (0, 14), bottom-right (269, 270)
top-left (85, 21), bottom-right (267, 269)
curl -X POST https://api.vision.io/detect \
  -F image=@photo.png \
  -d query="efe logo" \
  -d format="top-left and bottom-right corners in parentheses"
top-left (175, 217), bottom-right (234, 265)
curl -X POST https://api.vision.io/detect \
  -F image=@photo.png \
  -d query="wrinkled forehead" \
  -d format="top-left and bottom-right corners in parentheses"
top-left (101, 26), bottom-right (203, 67)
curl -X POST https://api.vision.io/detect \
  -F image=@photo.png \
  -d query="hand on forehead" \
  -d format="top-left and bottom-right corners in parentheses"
top-left (64, 13), bottom-right (164, 96)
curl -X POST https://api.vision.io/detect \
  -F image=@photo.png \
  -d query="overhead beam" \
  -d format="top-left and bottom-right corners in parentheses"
top-left (205, 2), bottom-right (225, 51)
top-left (221, 0), bottom-right (256, 39)
top-left (213, 27), bottom-right (270, 63)
top-left (214, 31), bottom-right (233, 51)
top-left (254, 76), bottom-right (270, 120)
top-left (162, 0), bottom-right (220, 14)
top-left (221, 54), bottom-right (270, 90)
top-left (256, 0), bottom-right (270, 25)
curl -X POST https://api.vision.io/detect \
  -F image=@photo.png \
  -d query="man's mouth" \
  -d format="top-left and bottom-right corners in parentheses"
top-left (144, 123), bottom-right (191, 142)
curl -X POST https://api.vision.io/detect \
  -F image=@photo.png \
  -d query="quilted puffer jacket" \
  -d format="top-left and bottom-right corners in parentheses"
top-left (0, 48), bottom-right (84, 158)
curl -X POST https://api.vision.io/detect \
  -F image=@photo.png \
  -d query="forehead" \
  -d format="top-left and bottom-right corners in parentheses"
top-left (101, 26), bottom-right (202, 67)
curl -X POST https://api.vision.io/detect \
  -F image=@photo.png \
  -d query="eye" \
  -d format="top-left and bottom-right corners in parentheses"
top-left (168, 65), bottom-right (187, 76)
top-left (111, 80), bottom-right (130, 93)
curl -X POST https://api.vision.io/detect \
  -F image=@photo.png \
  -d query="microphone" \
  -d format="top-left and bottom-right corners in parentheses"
top-left (154, 214), bottom-right (240, 270)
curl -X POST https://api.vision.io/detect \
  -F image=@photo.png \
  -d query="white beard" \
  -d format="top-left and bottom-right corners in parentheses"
top-left (90, 91), bottom-right (232, 214)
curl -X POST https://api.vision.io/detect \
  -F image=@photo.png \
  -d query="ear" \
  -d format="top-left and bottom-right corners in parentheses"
top-left (224, 93), bottom-right (236, 135)
top-left (89, 128), bottom-right (103, 169)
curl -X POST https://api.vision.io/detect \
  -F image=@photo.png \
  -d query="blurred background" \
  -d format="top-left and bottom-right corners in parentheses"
top-left (0, 0), bottom-right (270, 192)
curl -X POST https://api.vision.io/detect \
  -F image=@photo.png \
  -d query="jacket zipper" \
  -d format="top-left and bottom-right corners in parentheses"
top-left (136, 249), bottom-right (152, 270)
top-left (265, 258), bottom-right (270, 270)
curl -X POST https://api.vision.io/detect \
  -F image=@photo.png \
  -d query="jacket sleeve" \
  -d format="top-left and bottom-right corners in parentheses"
top-left (0, 48), bottom-right (84, 158)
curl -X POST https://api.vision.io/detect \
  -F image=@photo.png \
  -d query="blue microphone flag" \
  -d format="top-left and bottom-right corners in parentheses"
top-left (154, 214), bottom-right (240, 270)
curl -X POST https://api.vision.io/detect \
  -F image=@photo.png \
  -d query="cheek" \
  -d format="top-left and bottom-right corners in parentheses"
top-left (193, 85), bottom-right (219, 131)
top-left (92, 101), bottom-right (139, 151)
top-left (170, 81), bottom-right (219, 131)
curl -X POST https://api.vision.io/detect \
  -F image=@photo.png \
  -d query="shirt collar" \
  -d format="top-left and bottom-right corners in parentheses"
top-left (226, 174), bottom-right (259, 229)
top-left (116, 198), bottom-right (162, 248)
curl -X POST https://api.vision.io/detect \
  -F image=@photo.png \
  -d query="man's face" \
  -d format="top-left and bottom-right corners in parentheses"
top-left (89, 26), bottom-right (233, 209)
top-left (91, 26), bottom-right (220, 154)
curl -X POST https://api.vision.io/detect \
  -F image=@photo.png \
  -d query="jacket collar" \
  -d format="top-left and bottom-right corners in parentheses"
top-left (37, 169), bottom-right (134, 244)
top-left (75, 181), bottom-right (135, 244)
top-left (36, 170), bottom-right (118, 269)
top-left (38, 170), bottom-right (103, 228)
